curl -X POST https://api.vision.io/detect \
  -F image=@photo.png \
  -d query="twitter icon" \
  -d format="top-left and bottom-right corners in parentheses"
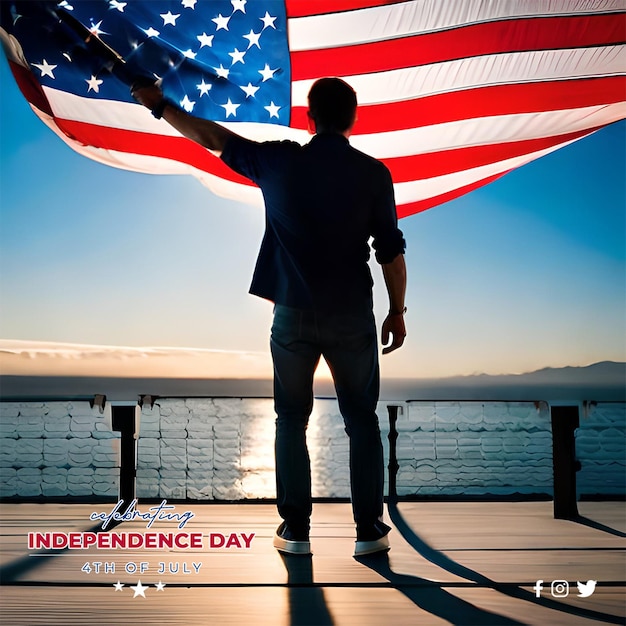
top-left (577, 580), bottom-right (597, 597)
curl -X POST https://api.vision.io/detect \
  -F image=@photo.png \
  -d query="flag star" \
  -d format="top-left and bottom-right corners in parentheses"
top-left (243, 30), bottom-right (261, 49)
top-left (183, 49), bottom-right (197, 59)
top-left (130, 580), bottom-right (148, 598)
top-left (86, 75), bottom-right (103, 93)
top-left (197, 32), bottom-right (213, 47)
top-left (212, 14), bottom-right (230, 31)
top-left (231, 0), bottom-right (246, 13)
top-left (32, 60), bottom-right (57, 79)
top-left (214, 64), bottom-right (229, 79)
top-left (258, 63), bottom-right (277, 82)
top-left (264, 101), bottom-right (281, 118)
top-left (181, 0), bottom-right (197, 8)
top-left (89, 20), bottom-right (106, 37)
top-left (196, 78), bottom-right (212, 96)
top-left (240, 82), bottom-right (259, 98)
top-left (114, 581), bottom-right (124, 591)
top-left (160, 11), bottom-right (180, 26)
top-left (221, 98), bottom-right (240, 118)
top-left (228, 48), bottom-right (246, 65)
top-left (109, 0), bottom-right (126, 11)
top-left (155, 581), bottom-right (166, 591)
top-left (180, 95), bottom-right (196, 112)
top-left (260, 11), bottom-right (277, 29)
top-left (143, 26), bottom-right (160, 37)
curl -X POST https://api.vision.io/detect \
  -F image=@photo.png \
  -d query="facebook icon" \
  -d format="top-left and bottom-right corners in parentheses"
top-left (533, 580), bottom-right (544, 597)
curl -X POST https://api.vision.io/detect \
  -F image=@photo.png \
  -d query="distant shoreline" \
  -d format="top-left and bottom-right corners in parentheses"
top-left (1, 361), bottom-right (624, 403)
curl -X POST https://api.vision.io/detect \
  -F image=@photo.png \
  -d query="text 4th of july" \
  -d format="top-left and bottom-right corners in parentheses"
top-left (82, 561), bottom-right (204, 575)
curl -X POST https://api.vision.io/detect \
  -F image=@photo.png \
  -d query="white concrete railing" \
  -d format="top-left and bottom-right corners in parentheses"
top-left (0, 398), bottom-right (624, 502)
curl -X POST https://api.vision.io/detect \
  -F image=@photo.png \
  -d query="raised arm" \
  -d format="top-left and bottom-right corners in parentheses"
top-left (131, 83), bottom-right (236, 154)
top-left (380, 253), bottom-right (407, 355)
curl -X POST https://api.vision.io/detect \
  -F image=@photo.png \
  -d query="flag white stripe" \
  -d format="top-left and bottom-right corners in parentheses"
top-left (291, 46), bottom-right (626, 106)
top-left (351, 103), bottom-right (626, 159)
top-left (288, 0), bottom-right (624, 51)
top-left (40, 86), bottom-right (625, 160)
top-left (41, 85), bottom-right (310, 141)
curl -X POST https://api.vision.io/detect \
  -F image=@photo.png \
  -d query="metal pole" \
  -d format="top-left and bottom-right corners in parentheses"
top-left (550, 405), bottom-right (580, 519)
top-left (387, 405), bottom-right (400, 504)
top-left (111, 404), bottom-right (138, 505)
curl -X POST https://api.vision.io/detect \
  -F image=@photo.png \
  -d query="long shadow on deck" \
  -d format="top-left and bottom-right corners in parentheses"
top-left (280, 553), bottom-right (335, 626)
top-left (356, 551), bottom-right (524, 625)
top-left (387, 500), bottom-right (624, 625)
top-left (573, 515), bottom-right (626, 538)
top-left (0, 521), bottom-right (108, 583)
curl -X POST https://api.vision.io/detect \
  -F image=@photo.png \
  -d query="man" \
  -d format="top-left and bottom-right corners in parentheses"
top-left (132, 77), bottom-right (407, 557)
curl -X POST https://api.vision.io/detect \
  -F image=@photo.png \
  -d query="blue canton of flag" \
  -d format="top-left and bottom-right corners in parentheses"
top-left (5, 0), bottom-right (291, 124)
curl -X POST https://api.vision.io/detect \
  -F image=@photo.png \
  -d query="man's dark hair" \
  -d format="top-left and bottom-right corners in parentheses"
top-left (308, 77), bottom-right (357, 133)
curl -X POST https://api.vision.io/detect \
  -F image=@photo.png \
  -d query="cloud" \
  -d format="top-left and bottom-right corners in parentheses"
top-left (0, 339), bottom-right (275, 378)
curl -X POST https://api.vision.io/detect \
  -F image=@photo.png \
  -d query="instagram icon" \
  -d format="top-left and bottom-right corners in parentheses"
top-left (551, 580), bottom-right (570, 597)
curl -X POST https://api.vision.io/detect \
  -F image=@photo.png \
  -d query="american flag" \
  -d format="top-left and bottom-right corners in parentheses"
top-left (1, 0), bottom-right (625, 218)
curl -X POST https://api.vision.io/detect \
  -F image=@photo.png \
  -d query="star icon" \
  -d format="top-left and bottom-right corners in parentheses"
top-left (143, 26), bottom-right (160, 38)
top-left (182, 0), bottom-right (197, 8)
top-left (264, 101), bottom-right (281, 118)
top-left (88, 20), bottom-right (106, 37)
top-left (214, 64), bottom-right (230, 79)
top-left (231, 0), bottom-right (246, 13)
top-left (160, 11), bottom-right (180, 26)
top-left (155, 581), bottom-right (166, 591)
top-left (113, 581), bottom-right (124, 592)
top-left (260, 11), bottom-right (277, 30)
top-left (259, 64), bottom-right (277, 82)
top-left (109, 0), bottom-right (126, 11)
top-left (228, 48), bottom-right (246, 65)
top-left (183, 49), bottom-right (197, 59)
top-left (212, 14), bottom-right (230, 31)
top-left (32, 59), bottom-right (57, 79)
top-left (196, 78), bottom-right (212, 96)
top-left (130, 580), bottom-right (148, 598)
top-left (86, 75), bottom-right (103, 93)
top-left (243, 30), bottom-right (261, 49)
top-left (240, 82), bottom-right (259, 98)
top-left (221, 98), bottom-right (240, 118)
top-left (197, 32), bottom-right (214, 48)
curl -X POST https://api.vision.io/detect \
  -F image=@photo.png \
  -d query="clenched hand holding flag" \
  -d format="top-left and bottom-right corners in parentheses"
top-left (1, 0), bottom-right (624, 218)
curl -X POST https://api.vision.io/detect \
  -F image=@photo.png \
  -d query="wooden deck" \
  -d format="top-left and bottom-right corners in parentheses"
top-left (0, 501), bottom-right (624, 625)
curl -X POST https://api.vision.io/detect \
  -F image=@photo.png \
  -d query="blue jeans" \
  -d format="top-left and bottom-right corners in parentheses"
top-left (270, 305), bottom-right (384, 532)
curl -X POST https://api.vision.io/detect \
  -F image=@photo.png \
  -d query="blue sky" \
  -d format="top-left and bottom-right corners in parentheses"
top-left (1, 56), bottom-right (624, 378)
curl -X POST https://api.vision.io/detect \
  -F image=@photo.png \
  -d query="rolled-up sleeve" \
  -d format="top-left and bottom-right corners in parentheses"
top-left (371, 165), bottom-right (406, 264)
top-left (221, 134), bottom-right (263, 183)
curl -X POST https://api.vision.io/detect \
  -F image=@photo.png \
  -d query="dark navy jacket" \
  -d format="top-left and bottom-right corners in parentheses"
top-left (221, 132), bottom-right (405, 316)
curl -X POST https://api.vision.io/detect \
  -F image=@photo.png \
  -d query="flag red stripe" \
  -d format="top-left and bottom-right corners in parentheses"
top-left (54, 118), bottom-right (256, 187)
top-left (290, 77), bottom-right (626, 133)
top-left (52, 115), bottom-right (596, 189)
top-left (9, 60), bottom-right (53, 116)
top-left (383, 127), bottom-right (599, 183)
top-left (285, 0), bottom-right (405, 19)
top-left (396, 172), bottom-right (509, 218)
top-left (290, 14), bottom-right (626, 81)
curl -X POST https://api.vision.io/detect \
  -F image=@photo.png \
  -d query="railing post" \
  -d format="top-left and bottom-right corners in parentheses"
top-left (111, 403), bottom-right (139, 505)
top-left (550, 404), bottom-right (580, 519)
top-left (387, 405), bottom-right (400, 504)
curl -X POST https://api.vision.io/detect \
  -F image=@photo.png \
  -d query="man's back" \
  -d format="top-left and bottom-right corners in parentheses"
top-left (221, 133), bottom-right (404, 315)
